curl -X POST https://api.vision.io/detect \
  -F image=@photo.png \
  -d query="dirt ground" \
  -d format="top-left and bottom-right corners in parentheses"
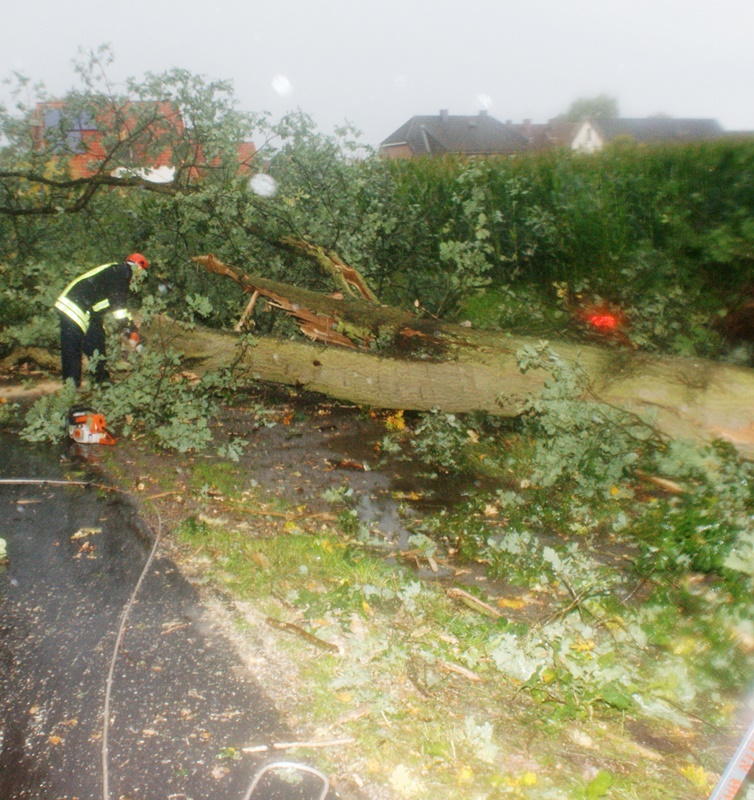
top-left (104, 385), bottom-right (458, 543)
top-left (1, 372), bottom-right (744, 800)
top-left (0, 374), bottom-right (427, 534)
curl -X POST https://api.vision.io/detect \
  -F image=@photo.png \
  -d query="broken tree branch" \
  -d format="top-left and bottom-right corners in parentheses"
top-left (278, 236), bottom-right (379, 302)
top-left (235, 289), bottom-right (260, 332)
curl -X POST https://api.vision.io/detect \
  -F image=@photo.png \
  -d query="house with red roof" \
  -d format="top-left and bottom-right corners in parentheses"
top-left (32, 100), bottom-right (256, 182)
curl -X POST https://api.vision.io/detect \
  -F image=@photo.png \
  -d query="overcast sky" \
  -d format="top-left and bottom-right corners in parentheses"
top-left (2, 0), bottom-right (753, 147)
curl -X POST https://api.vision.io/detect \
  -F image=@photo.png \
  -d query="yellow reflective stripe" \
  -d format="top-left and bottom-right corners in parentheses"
top-left (55, 295), bottom-right (87, 321)
top-left (59, 262), bottom-right (116, 297)
top-left (92, 299), bottom-right (110, 312)
top-left (55, 296), bottom-right (90, 332)
top-left (55, 297), bottom-right (89, 329)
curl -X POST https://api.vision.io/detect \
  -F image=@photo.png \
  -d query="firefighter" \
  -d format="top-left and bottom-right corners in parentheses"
top-left (54, 253), bottom-right (148, 387)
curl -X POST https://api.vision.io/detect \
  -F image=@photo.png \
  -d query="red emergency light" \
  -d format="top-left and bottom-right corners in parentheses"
top-left (586, 312), bottom-right (620, 331)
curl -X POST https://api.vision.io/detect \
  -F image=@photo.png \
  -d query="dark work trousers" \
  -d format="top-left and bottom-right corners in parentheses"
top-left (59, 313), bottom-right (109, 387)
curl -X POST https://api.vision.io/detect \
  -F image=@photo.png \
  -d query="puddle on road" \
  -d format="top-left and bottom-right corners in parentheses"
top-left (213, 396), bottom-right (491, 556)
top-left (309, 413), bottom-right (493, 567)
top-left (227, 400), bottom-right (492, 560)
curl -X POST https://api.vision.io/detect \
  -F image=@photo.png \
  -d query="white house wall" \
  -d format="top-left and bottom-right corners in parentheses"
top-left (570, 121), bottom-right (604, 153)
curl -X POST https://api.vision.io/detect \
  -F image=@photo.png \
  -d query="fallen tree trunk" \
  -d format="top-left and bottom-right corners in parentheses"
top-left (1, 346), bottom-right (60, 372)
top-left (144, 310), bottom-right (754, 460)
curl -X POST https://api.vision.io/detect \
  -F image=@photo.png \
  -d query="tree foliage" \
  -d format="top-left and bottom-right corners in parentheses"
top-left (557, 94), bottom-right (619, 121)
top-left (3, 57), bottom-right (754, 800)
top-left (1, 49), bottom-right (754, 365)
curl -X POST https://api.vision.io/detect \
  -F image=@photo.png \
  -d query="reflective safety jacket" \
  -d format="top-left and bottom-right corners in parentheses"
top-left (55, 262), bottom-right (134, 334)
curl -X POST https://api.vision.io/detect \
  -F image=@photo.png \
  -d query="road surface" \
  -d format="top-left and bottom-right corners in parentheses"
top-left (0, 434), bottom-right (333, 800)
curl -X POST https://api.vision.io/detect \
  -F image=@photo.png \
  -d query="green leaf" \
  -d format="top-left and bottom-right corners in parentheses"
top-left (597, 683), bottom-right (632, 710)
top-left (585, 770), bottom-right (614, 798)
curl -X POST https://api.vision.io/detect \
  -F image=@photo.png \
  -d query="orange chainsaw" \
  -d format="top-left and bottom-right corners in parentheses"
top-left (67, 407), bottom-right (116, 446)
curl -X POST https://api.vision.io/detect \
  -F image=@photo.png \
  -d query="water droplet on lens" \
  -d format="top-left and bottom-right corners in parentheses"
top-left (477, 93), bottom-right (493, 110)
top-left (250, 174), bottom-right (278, 198)
top-left (271, 74), bottom-right (293, 97)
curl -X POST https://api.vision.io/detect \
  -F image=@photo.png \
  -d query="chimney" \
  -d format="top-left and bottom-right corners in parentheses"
top-left (479, 109), bottom-right (489, 117)
top-left (439, 109), bottom-right (449, 122)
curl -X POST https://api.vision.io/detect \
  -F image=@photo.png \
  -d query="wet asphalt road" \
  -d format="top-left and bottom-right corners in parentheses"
top-left (0, 436), bottom-right (334, 800)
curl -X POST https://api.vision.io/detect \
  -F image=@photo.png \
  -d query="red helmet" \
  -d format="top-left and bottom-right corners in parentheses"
top-left (126, 253), bottom-right (149, 270)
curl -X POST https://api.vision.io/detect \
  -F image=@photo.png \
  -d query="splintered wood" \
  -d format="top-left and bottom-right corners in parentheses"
top-left (194, 253), bottom-right (359, 348)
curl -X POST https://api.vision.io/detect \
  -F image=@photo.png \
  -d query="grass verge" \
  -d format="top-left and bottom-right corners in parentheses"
top-left (169, 490), bottom-right (743, 800)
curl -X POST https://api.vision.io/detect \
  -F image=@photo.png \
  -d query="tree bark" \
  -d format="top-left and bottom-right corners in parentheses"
top-left (144, 311), bottom-right (754, 460)
top-left (1, 346), bottom-right (60, 372)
